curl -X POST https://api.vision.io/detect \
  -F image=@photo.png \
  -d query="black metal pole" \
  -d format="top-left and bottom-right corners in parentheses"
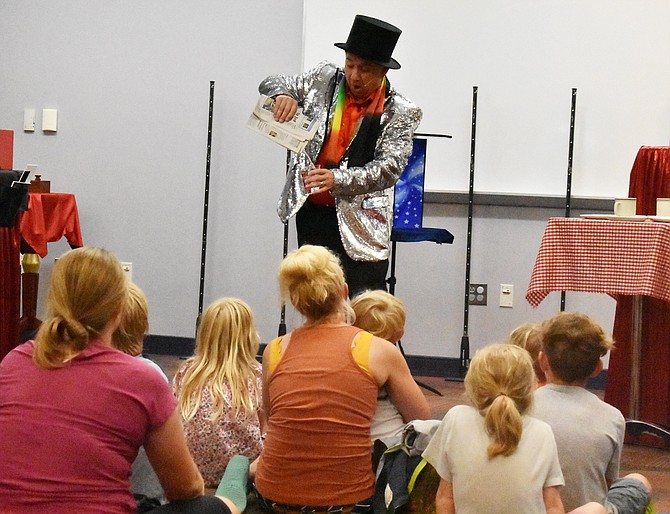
top-left (197, 81), bottom-right (215, 333)
top-left (560, 88), bottom-right (577, 312)
top-left (387, 240), bottom-right (398, 296)
top-left (461, 86), bottom-right (477, 374)
top-left (447, 86), bottom-right (477, 382)
top-left (278, 150), bottom-right (291, 337)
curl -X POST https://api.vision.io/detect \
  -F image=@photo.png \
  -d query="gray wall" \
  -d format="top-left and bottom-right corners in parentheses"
top-left (398, 202), bottom-right (615, 363)
top-left (0, 1), bottom-right (615, 365)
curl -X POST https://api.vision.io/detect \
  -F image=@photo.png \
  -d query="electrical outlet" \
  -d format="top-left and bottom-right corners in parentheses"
top-left (500, 284), bottom-right (514, 308)
top-left (469, 283), bottom-right (487, 305)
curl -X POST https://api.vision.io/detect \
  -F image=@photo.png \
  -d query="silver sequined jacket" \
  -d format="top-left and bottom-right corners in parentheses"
top-left (259, 61), bottom-right (422, 261)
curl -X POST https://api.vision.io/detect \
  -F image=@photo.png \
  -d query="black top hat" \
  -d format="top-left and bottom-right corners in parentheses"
top-left (334, 15), bottom-right (401, 70)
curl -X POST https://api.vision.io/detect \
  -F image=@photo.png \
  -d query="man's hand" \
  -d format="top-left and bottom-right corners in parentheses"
top-left (303, 167), bottom-right (334, 193)
top-left (272, 95), bottom-right (298, 123)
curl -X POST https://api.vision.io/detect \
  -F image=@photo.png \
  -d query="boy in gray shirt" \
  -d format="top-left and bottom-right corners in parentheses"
top-left (532, 312), bottom-right (652, 514)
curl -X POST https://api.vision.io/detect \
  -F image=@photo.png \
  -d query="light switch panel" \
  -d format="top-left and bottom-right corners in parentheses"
top-left (42, 109), bottom-right (58, 132)
top-left (24, 108), bottom-right (36, 132)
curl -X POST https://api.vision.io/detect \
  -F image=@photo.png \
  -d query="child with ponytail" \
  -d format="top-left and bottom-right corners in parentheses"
top-left (422, 343), bottom-right (606, 514)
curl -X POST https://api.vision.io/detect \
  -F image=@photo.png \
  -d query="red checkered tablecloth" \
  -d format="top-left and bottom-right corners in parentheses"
top-left (526, 217), bottom-right (670, 307)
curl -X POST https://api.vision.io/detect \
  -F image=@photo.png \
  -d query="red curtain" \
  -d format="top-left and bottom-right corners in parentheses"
top-left (628, 146), bottom-right (670, 215)
top-left (0, 221), bottom-right (21, 361)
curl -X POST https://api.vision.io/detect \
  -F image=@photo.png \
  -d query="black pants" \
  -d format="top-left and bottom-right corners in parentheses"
top-left (296, 202), bottom-right (388, 298)
top-left (147, 496), bottom-right (230, 514)
top-left (145, 496), bottom-right (231, 514)
top-left (253, 484), bottom-right (373, 514)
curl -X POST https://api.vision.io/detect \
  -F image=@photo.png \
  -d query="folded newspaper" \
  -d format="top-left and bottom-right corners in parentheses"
top-left (247, 95), bottom-right (318, 154)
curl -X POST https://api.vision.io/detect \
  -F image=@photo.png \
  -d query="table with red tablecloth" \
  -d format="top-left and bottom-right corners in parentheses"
top-left (0, 193), bottom-right (82, 360)
top-left (20, 193), bottom-right (83, 257)
top-left (18, 192), bottom-right (83, 336)
top-left (526, 216), bottom-right (670, 444)
top-left (526, 217), bottom-right (670, 307)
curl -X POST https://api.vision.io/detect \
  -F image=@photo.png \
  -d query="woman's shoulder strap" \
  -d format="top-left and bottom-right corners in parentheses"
top-left (352, 330), bottom-right (373, 375)
top-left (266, 336), bottom-right (284, 375)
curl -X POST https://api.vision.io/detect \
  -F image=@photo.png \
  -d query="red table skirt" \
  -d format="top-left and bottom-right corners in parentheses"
top-left (607, 297), bottom-right (670, 424)
top-left (0, 223), bottom-right (22, 361)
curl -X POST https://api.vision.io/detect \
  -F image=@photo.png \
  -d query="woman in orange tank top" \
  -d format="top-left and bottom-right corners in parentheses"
top-left (253, 245), bottom-right (429, 513)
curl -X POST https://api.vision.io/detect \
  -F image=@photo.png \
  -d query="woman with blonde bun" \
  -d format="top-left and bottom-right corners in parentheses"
top-left (254, 245), bottom-right (429, 513)
top-left (0, 247), bottom-right (239, 514)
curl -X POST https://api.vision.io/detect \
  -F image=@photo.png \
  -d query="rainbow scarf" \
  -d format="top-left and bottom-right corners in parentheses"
top-left (329, 75), bottom-right (349, 146)
top-left (317, 75), bottom-right (387, 168)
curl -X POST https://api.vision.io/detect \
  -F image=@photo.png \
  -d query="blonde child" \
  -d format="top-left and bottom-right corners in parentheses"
top-left (173, 298), bottom-right (264, 489)
top-left (507, 321), bottom-right (546, 386)
top-left (422, 343), bottom-right (605, 514)
top-left (112, 281), bottom-right (167, 381)
top-left (351, 290), bottom-right (408, 446)
top-left (111, 281), bottom-right (170, 510)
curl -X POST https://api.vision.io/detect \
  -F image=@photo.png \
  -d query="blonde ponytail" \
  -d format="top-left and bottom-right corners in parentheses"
top-left (483, 393), bottom-right (524, 458)
top-left (33, 247), bottom-right (126, 369)
top-left (464, 343), bottom-right (535, 459)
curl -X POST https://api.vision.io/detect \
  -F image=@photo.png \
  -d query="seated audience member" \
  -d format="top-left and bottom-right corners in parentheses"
top-left (507, 321), bottom-right (546, 386)
top-left (351, 289), bottom-right (409, 446)
top-left (422, 343), bottom-right (606, 514)
top-left (112, 281), bottom-right (169, 509)
top-left (533, 312), bottom-right (653, 514)
top-left (0, 247), bottom-right (239, 514)
top-left (173, 297), bottom-right (264, 488)
top-left (113, 281), bottom-right (168, 381)
top-left (254, 245), bottom-right (429, 513)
